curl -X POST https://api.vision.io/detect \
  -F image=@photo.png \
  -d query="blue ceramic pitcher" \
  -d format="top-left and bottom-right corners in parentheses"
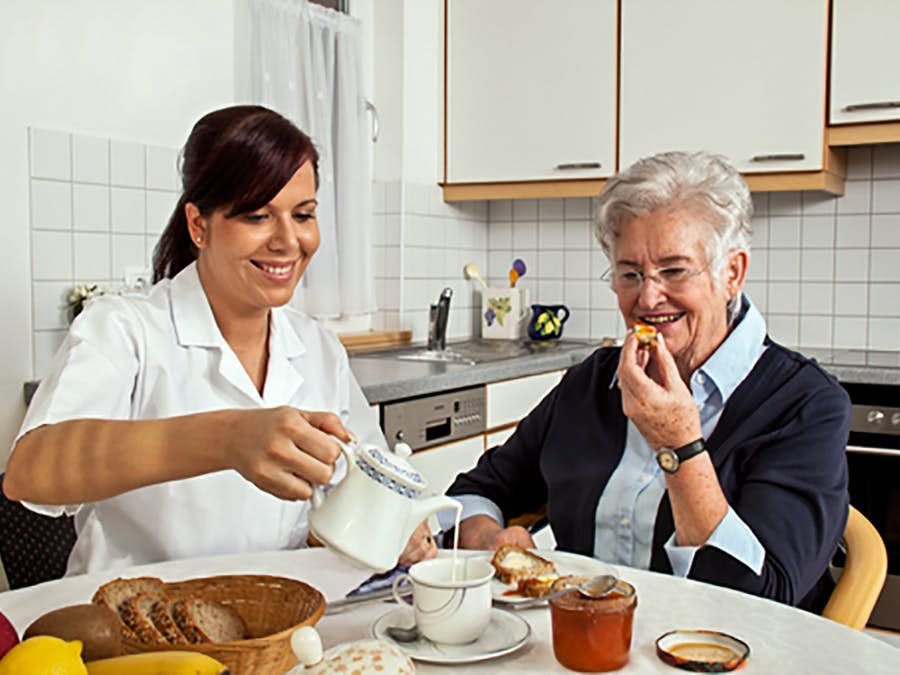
top-left (528, 304), bottom-right (570, 340)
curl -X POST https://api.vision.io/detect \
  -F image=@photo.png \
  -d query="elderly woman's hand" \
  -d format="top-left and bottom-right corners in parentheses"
top-left (398, 520), bottom-right (439, 567)
top-left (617, 332), bottom-right (702, 450)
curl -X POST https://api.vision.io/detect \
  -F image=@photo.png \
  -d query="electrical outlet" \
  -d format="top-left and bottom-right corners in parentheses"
top-left (125, 267), bottom-right (151, 287)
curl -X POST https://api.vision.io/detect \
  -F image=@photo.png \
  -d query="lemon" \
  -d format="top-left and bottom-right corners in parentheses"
top-left (0, 636), bottom-right (87, 675)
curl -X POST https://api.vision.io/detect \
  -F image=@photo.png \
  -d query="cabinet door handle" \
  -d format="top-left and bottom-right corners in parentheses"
top-left (365, 99), bottom-right (380, 143)
top-left (751, 153), bottom-right (805, 162)
top-left (842, 101), bottom-right (900, 112)
top-left (555, 162), bottom-right (602, 170)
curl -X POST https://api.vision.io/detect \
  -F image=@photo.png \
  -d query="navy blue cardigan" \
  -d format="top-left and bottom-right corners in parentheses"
top-left (448, 340), bottom-right (850, 610)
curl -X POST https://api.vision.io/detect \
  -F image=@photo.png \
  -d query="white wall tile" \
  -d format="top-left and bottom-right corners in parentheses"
top-left (111, 234), bottom-right (146, 278)
top-left (537, 279), bottom-right (564, 303)
top-left (73, 232), bottom-right (111, 280)
top-left (872, 179), bottom-right (900, 213)
top-left (73, 184), bottom-right (109, 232)
top-left (747, 250), bottom-right (767, 282)
top-left (564, 250), bottom-right (590, 279)
top-left (72, 135), bottom-right (109, 184)
top-left (563, 309), bottom-right (588, 339)
top-left (30, 180), bottom-right (72, 230)
top-left (538, 198), bottom-right (564, 220)
top-left (30, 128), bottom-right (71, 180)
top-left (802, 192), bottom-right (837, 216)
top-left (537, 250), bottom-right (564, 278)
top-left (110, 140), bottom-right (145, 187)
top-left (751, 192), bottom-right (769, 216)
top-left (837, 179), bottom-right (872, 215)
top-left (146, 235), bottom-right (160, 269)
top-left (565, 220), bottom-right (592, 249)
top-left (371, 181), bottom-right (386, 213)
top-left (870, 249), bottom-right (900, 282)
top-left (872, 145), bottom-right (900, 179)
top-left (111, 187), bottom-right (146, 234)
top-left (768, 192), bottom-right (802, 216)
top-left (145, 145), bottom-right (179, 190)
top-left (564, 198), bottom-right (591, 220)
top-left (870, 284), bottom-right (900, 316)
top-left (835, 214), bottom-right (870, 247)
top-left (512, 221), bottom-right (538, 249)
top-left (801, 215), bottom-right (834, 247)
top-left (845, 147), bottom-right (872, 180)
top-left (488, 219), bottom-right (512, 250)
top-left (799, 316), bottom-right (832, 348)
top-left (833, 316), bottom-right (865, 349)
top-left (835, 250), bottom-right (869, 282)
top-left (768, 249), bottom-right (800, 281)
top-left (801, 282), bottom-right (833, 315)
top-left (489, 200), bottom-right (512, 222)
top-left (146, 191), bottom-right (177, 235)
top-left (800, 249), bottom-right (833, 282)
top-left (32, 230), bottom-right (72, 280)
top-left (768, 282), bottom-right (800, 314)
top-left (564, 280), bottom-right (590, 308)
top-left (539, 220), bottom-right (565, 249)
top-left (32, 281), bottom-right (71, 330)
top-left (867, 317), bottom-right (900, 350)
top-left (871, 214), bottom-right (900, 247)
top-left (384, 182), bottom-right (401, 213)
top-left (750, 216), bottom-right (769, 248)
top-left (834, 283), bottom-right (867, 316)
top-left (769, 216), bottom-right (801, 247)
top-left (512, 199), bottom-right (538, 220)
top-left (33, 330), bottom-right (67, 379)
top-left (767, 315), bottom-right (799, 346)
top-left (743, 283), bottom-right (767, 313)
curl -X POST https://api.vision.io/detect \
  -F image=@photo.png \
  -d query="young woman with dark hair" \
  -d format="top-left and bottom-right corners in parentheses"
top-left (4, 105), bottom-right (437, 575)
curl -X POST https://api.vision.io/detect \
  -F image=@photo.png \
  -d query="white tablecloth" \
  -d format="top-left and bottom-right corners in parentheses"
top-left (1, 548), bottom-right (897, 673)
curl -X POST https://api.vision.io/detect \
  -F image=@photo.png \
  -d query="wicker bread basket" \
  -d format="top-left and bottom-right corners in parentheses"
top-left (120, 574), bottom-right (325, 674)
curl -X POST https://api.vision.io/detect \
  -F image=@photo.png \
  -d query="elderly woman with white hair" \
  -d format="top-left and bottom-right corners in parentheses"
top-left (443, 151), bottom-right (850, 610)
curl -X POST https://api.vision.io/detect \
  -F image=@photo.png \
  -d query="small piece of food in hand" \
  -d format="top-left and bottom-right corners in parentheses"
top-left (632, 321), bottom-right (658, 350)
top-left (491, 544), bottom-right (556, 585)
top-left (24, 604), bottom-right (123, 661)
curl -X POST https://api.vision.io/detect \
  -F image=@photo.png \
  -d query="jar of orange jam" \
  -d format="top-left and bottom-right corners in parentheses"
top-left (549, 580), bottom-right (636, 672)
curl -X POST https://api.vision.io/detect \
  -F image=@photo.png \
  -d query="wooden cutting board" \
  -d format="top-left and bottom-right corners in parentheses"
top-left (339, 330), bottom-right (412, 355)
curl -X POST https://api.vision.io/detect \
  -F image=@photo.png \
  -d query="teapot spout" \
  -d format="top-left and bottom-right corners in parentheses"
top-left (406, 495), bottom-right (462, 543)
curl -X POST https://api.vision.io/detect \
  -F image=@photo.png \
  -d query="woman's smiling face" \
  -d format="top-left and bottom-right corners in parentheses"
top-left (613, 208), bottom-right (744, 377)
top-left (188, 161), bottom-right (319, 319)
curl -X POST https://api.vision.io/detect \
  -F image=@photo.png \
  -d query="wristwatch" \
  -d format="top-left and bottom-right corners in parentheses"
top-left (657, 438), bottom-right (707, 474)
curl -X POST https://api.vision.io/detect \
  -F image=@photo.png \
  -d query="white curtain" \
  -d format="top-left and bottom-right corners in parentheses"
top-left (250, 0), bottom-right (374, 318)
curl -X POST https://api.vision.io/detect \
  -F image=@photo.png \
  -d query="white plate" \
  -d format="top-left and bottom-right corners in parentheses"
top-left (490, 549), bottom-right (617, 605)
top-left (372, 606), bottom-right (531, 665)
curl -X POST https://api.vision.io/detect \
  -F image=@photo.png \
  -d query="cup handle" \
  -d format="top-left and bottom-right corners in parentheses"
top-left (557, 306), bottom-right (570, 324)
top-left (391, 573), bottom-right (412, 606)
top-left (311, 436), bottom-right (356, 510)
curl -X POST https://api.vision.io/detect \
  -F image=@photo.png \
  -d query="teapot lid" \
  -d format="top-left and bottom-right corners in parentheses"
top-left (357, 445), bottom-right (427, 496)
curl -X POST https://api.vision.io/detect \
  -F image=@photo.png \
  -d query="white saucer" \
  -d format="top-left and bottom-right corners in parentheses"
top-left (371, 606), bottom-right (531, 664)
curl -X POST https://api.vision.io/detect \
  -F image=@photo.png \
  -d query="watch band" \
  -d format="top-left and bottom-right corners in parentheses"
top-left (657, 438), bottom-right (707, 474)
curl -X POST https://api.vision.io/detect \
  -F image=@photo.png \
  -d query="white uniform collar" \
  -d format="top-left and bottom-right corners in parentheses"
top-left (169, 262), bottom-right (307, 403)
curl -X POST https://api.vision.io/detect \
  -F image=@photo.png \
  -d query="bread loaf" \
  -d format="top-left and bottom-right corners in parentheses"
top-left (92, 577), bottom-right (167, 642)
top-left (149, 599), bottom-right (189, 645)
top-left (119, 593), bottom-right (169, 645)
top-left (172, 598), bottom-right (247, 644)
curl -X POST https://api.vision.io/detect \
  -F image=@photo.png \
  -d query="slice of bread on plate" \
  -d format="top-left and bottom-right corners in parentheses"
top-left (516, 574), bottom-right (589, 598)
top-left (172, 598), bottom-right (247, 644)
top-left (491, 544), bottom-right (557, 585)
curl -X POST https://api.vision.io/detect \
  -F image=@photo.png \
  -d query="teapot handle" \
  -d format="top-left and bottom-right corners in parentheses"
top-left (310, 436), bottom-right (356, 510)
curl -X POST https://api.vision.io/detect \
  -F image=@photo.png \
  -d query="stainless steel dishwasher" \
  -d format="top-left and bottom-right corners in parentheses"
top-left (380, 384), bottom-right (486, 452)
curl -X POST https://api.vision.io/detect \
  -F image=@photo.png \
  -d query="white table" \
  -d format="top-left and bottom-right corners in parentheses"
top-left (1, 548), bottom-right (897, 673)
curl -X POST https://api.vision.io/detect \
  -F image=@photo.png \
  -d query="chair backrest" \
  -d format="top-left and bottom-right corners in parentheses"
top-left (0, 473), bottom-right (77, 589)
top-left (822, 505), bottom-right (888, 630)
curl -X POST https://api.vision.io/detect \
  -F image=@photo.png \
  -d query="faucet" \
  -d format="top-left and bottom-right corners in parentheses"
top-left (427, 287), bottom-right (453, 351)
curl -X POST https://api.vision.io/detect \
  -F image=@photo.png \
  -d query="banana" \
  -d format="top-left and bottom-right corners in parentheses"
top-left (85, 650), bottom-right (230, 674)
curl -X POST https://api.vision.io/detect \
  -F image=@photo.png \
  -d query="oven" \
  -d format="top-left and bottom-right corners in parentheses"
top-left (839, 381), bottom-right (900, 632)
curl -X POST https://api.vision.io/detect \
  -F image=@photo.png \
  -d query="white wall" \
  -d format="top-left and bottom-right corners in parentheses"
top-left (0, 0), bottom-right (238, 465)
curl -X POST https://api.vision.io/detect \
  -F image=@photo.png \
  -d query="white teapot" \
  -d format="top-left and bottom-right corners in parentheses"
top-left (308, 438), bottom-right (461, 572)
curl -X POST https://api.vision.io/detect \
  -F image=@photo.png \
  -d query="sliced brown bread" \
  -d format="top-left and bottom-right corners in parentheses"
top-left (491, 544), bottom-right (557, 585)
top-left (119, 593), bottom-right (169, 644)
top-left (172, 598), bottom-right (247, 644)
top-left (92, 577), bottom-right (167, 642)
top-left (149, 599), bottom-right (189, 645)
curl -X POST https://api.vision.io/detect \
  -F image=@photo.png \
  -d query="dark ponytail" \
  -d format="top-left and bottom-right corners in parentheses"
top-left (152, 105), bottom-right (319, 282)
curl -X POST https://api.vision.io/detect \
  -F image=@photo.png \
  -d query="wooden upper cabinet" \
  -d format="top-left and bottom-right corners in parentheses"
top-left (828, 0), bottom-right (900, 145)
top-left (444, 0), bottom-right (617, 196)
top-left (620, 0), bottom-right (829, 176)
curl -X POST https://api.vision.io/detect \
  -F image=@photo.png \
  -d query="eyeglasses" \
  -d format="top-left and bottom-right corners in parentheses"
top-left (600, 263), bottom-right (710, 294)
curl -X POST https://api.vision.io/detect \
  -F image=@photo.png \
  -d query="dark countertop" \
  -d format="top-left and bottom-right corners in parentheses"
top-left (23, 345), bottom-right (900, 408)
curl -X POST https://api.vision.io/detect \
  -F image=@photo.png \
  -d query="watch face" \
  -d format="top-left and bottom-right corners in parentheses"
top-left (658, 449), bottom-right (679, 473)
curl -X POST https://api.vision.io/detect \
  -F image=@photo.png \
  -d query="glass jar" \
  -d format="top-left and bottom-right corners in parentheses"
top-left (549, 580), bottom-right (636, 672)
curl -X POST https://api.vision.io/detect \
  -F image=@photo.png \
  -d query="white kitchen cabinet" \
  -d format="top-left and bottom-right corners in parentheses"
top-left (409, 434), bottom-right (485, 496)
top-left (486, 370), bottom-right (564, 431)
top-left (829, 0), bottom-right (900, 139)
top-left (619, 0), bottom-right (829, 176)
top-left (444, 0), bottom-right (617, 194)
top-left (486, 426), bottom-right (517, 450)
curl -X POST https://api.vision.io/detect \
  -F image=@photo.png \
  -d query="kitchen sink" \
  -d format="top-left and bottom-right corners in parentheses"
top-left (358, 338), bottom-right (598, 365)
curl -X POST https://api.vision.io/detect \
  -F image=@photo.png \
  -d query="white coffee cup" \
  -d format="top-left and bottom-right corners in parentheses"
top-left (391, 557), bottom-right (493, 644)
